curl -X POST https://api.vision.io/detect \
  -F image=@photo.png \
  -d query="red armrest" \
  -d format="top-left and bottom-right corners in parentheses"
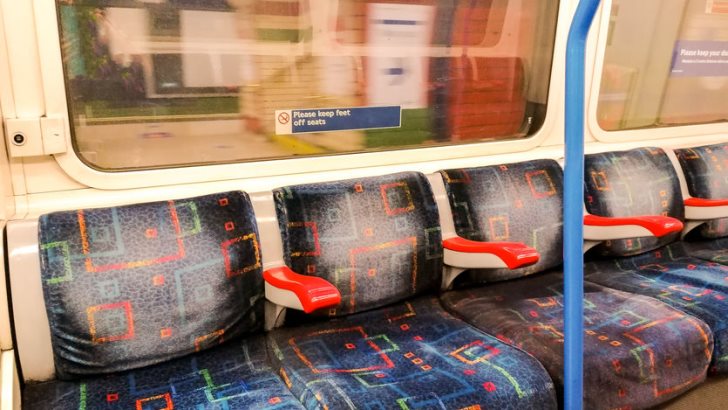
top-left (443, 237), bottom-right (539, 269)
top-left (584, 214), bottom-right (683, 237)
top-left (263, 267), bottom-right (341, 313)
top-left (684, 198), bottom-right (728, 207)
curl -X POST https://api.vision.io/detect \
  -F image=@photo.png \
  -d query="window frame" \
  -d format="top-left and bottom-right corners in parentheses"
top-left (587, 0), bottom-right (728, 143)
top-left (7, 0), bottom-right (566, 190)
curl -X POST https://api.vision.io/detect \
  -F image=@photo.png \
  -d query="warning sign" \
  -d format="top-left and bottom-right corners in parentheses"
top-left (275, 106), bottom-right (401, 135)
top-left (671, 40), bottom-right (728, 77)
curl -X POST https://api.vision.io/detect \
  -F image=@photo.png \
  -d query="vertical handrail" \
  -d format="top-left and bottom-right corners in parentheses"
top-left (564, 0), bottom-right (601, 409)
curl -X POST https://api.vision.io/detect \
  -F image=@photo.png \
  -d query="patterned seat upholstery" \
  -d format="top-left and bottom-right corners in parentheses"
top-left (674, 143), bottom-right (728, 261)
top-left (442, 159), bottom-right (564, 283)
top-left (439, 159), bottom-right (713, 408)
top-left (675, 237), bottom-right (728, 264)
top-left (268, 172), bottom-right (558, 409)
top-left (23, 192), bottom-right (302, 409)
top-left (24, 335), bottom-right (303, 409)
top-left (442, 272), bottom-right (712, 409)
top-left (585, 249), bottom-right (728, 374)
top-left (583, 147), bottom-right (728, 373)
top-left (584, 147), bottom-right (684, 257)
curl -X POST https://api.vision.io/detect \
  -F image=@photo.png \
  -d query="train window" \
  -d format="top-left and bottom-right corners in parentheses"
top-left (597, 0), bottom-right (728, 131)
top-left (57, 0), bottom-right (558, 170)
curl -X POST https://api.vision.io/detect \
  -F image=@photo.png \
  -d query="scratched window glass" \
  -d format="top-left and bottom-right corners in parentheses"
top-left (57, 0), bottom-right (558, 170)
top-left (597, 0), bottom-right (728, 131)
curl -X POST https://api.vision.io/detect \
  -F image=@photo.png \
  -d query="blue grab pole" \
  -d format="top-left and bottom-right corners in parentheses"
top-left (564, 1), bottom-right (601, 409)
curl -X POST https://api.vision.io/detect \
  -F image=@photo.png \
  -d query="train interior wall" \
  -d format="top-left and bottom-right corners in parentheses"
top-left (1, 0), bottom-right (728, 409)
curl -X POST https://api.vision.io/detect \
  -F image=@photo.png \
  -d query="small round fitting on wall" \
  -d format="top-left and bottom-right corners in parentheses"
top-left (12, 133), bottom-right (26, 146)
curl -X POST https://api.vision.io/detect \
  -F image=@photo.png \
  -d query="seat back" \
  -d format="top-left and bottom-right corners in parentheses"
top-left (675, 143), bottom-right (728, 238)
top-left (584, 147), bottom-right (684, 256)
top-left (273, 172), bottom-right (443, 316)
top-left (440, 159), bottom-right (564, 283)
top-left (23, 191), bottom-right (263, 380)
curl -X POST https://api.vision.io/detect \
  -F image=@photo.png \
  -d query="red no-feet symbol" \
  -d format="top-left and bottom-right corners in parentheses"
top-left (278, 112), bottom-right (290, 124)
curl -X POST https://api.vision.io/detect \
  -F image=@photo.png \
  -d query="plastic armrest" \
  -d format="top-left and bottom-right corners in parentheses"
top-left (441, 237), bottom-right (539, 290)
top-left (443, 237), bottom-right (540, 269)
top-left (263, 266), bottom-right (341, 314)
top-left (684, 198), bottom-right (728, 220)
top-left (583, 214), bottom-right (683, 240)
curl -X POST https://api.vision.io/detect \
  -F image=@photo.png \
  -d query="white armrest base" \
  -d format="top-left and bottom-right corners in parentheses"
top-left (443, 248), bottom-right (509, 269)
top-left (264, 282), bottom-right (304, 311)
top-left (685, 205), bottom-right (728, 221)
top-left (583, 224), bottom-right (655, 241)
top-left (1, 350), bottom-right (20, 410)
top-left (264, 282), bottom-right (304, 330)
top-left (442, 249), bottom-right (509, 290)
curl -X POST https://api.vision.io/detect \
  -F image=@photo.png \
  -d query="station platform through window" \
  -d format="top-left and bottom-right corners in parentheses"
top-left (56, 0), bottom-right (559, 170)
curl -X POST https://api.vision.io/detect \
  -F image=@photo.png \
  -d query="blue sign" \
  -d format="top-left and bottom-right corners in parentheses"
top-left (671, 40), bottom-right (728, 77)
top-left (275, 106), bottom-right (401, 135)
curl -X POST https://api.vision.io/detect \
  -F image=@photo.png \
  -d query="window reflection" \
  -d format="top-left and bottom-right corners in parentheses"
top-left (58, 0), bottom-right (558, 170)
top-left (598, 0), bottom-right (728, 131)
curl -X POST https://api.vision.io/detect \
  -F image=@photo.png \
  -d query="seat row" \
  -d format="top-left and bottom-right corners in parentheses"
top-left (8, 142), bottom-right (728, 409)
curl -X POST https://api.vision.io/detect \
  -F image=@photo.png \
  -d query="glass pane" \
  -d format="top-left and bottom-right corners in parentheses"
top-left (58, 0), bottom-right (559, 170)
top-left (597, 0), bottom-right (728, 131)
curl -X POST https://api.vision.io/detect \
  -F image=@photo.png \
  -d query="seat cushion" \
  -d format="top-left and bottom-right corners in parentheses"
top-left (267, 296), bottom-right (557, 409)
top-left (38, 191), bottom-right (264, 378)
top-left (586, 249), bottom-right (728, 373)
top-left (23, 335), bottom-right (303, 409)
top-left (441, 272), bottom-right (712, 409)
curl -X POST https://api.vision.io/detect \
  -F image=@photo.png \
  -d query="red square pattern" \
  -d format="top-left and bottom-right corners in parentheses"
top-left (290, 326), bottom-right (394, 374)
top-left (379, 182), bottom-right (415, 216)
top-left (288, 222), bottom-right (321, 257)
top-left (77, 203), bottom-right (185, 273)
top-left (86, 301), bottom-right (135, 344)
top-left (136, 393), bottom-right (173, 410)
top-left (152, 274), bottom-right (165, 286)
top-left (221, 233), bottom-right (261, 278)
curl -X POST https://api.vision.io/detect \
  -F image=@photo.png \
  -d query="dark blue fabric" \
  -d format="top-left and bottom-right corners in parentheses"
top-left (439, 158), bottom-right (712, 408)
top-left (440, 159), bottom-right (564, 283)
top-left (673, 143), bottom-right (728, 263)
top-left (441, 272), bottom-right (712, 409)
top-left (584, 147), bottom-right (684, 256)
top-left (676, 238), bottom-right (728, 264)
top-left (38, 192), bottom-right (264, 378)
top-left (23, 335), bottom-right (304, 409)
top-left (267, 296), bottom-right (557, 409)
top-left (271, 171), bottom-right (557, 408)
top-left (582, 146), bottom-right (728, 374)
top-left (585, 248), bottom-right (728, 374)
top-left (274, 172), bottom-right (443, 316)
top-left (675, 143), bottom-right (728, 239)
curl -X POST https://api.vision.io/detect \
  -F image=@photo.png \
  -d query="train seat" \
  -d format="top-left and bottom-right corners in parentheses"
top-left (672, 143), bottom-right (728, 264)
top-left (436, 159), bottom-right (713, 409)
top-left (264, 172), bottom-right (558, 409)
top-left (10, 192), bottom-right (303, 409)
top-left (582, 147), bottom-right (728, 374)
